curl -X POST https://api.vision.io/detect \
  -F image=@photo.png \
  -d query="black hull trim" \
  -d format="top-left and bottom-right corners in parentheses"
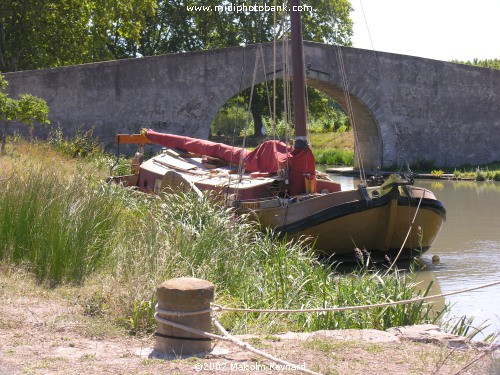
top-left (278, 187), bottom-right (446, 236)
top-left (398, 196), bottom-right (446, 219)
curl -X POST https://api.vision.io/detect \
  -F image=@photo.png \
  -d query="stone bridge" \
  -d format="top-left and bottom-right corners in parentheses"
top-left (5, 42), bottom-right (500, 169)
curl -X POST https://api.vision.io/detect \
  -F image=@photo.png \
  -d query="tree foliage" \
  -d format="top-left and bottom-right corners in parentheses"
top-left (450, 58), bottom-right (500, 70)
top-left (0, 74), bottom-right (50, 154)
top-left (0, 0), bottom-right (156, 72)
top-left (1, 0), bottom-right (353, 69)
top-left (117, 0), bottom-right (353, 56)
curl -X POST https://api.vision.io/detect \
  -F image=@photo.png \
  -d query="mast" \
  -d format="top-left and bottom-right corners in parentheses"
top-left (287, 0), bottom-right (316, 195)
top-left (290, 0), bottom-right (307, 148)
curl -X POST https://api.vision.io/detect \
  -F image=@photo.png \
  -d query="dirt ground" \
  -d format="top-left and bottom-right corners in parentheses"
top-left (0, 269), bottom-right (498, 375)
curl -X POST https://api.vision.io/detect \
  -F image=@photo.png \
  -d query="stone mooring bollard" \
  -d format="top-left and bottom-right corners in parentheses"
top-left (155, 277), bottom-right (214, 356)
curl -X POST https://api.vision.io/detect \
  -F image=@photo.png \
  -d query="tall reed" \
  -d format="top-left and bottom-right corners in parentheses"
top-left (0, 166), bottom-right (121, 284)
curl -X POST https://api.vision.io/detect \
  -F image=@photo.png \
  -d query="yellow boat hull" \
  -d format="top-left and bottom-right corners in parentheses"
top-left (238, 177), bottom-right (445, 261)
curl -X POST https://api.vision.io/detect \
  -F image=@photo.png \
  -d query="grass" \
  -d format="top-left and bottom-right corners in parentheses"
top-left (0, 137), bottom-right (494, 342)
top-left (310, 131), bottom-right (355, 166)
top-left (309, 131), bottom-right (354, 150)
top-left (0, 166), bottom-right (122, 285)
top-left (303, 337), bottom-right (358, 353)
top-left (310, 131), bottom-right (354, 166)
top-left (442, 314), bottom-right (499, 342)
top-left (313, 148), bottom-right (354, 165)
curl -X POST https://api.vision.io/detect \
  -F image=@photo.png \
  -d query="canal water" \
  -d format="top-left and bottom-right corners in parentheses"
top-left (327, 173), bottom-right (500, 340)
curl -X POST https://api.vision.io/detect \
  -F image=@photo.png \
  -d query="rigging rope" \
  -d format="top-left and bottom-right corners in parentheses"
top-left (358, 0), bottom-right (412, 174)
top-left (258, 45), bottom-right (275, 134)
top-left (272, 0), bottom-right (277, 137)
top-left (334, 41), bottom-right (366, 183)
top-left (223, 43), bottom-right (248, 203)
top-left (385, 190), bottom-right (425, 274)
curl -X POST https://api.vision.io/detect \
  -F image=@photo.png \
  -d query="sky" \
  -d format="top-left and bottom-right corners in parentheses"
top-left (350, 0), bottom-right (500, 62)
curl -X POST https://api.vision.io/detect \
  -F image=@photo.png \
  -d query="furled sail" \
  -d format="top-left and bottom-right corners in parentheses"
top-left (144, 129), bottom-right (315, 194)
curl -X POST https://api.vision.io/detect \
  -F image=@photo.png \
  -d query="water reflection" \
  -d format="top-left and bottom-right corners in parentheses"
top-left (326, 173), bottom-right (500, 340)
top-left (430, 181), bottom-right (445, 191)
top-left (402, 180), bottom-right (500, 340)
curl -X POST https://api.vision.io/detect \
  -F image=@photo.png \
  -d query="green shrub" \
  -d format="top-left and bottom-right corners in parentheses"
top-left (475, 170), bottom-right (486, 181)
top-left (49, 125), bottom-right (101, 158)
top-left (300, 115), bottom-right (351, 135)
top-left (210, 106), bottom-right (249, 137)
top-left (431, 170), bottom-right (444, 178)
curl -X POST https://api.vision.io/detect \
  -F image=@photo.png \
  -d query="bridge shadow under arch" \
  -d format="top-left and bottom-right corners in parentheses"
top-left (305, 77), bottom-right (382, 171)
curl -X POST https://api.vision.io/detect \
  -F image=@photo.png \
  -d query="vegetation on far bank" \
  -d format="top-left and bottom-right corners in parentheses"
top-left (451, 164), bottom-right (500, 181)
top-left (210, 102), bottom-right (500, 178)
top-left (413, 162), bottom-right (500, 182)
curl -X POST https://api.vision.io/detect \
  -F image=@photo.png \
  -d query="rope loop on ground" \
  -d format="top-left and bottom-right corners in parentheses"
top-left (154, 313), bottom-right (322, 375)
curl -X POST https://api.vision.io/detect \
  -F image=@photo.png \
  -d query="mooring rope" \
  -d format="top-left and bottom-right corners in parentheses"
top-left (154, 280), bottom-right (500, 316)
top-left (154, 312), bottom-right (322, 375)
top-left (154, 279), bottom-right (500, 375)
top-left (385, 189), bottom-right (425, 275)
top-left (155, 305), bottom-right (212, 317)
top-left (210, 280), bottom-right (500, 314)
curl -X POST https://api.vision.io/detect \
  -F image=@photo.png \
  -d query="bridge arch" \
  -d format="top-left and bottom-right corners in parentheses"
top-left (202, 43), bottom-right (389, 170)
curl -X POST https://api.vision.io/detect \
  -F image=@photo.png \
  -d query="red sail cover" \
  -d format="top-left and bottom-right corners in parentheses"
top-left (245, 142), bottom-right (316, 194)
top-left (144, 130), bottom-right (315, 194)
top-left (244, 140), bottom-right (289, 173)
top-left (145, 129), bottom-right (249, 165)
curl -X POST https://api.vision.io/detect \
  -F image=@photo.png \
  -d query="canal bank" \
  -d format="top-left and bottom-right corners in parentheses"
top-left (324, 166), bottom-right (500, 181)
top-left (0, 268), bottom-right (497, 375)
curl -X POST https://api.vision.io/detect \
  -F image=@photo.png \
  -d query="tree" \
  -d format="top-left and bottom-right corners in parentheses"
top-left (116, 0), bottom-right (353, 56)
top-left (450, 58), bottom-right (500, 70)
top-left (0, 74), bottom-right (50, 154)
top-left (0, 0), bottom-right (156, 72)
top-left (112, 0), bottom-right (200, 58)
